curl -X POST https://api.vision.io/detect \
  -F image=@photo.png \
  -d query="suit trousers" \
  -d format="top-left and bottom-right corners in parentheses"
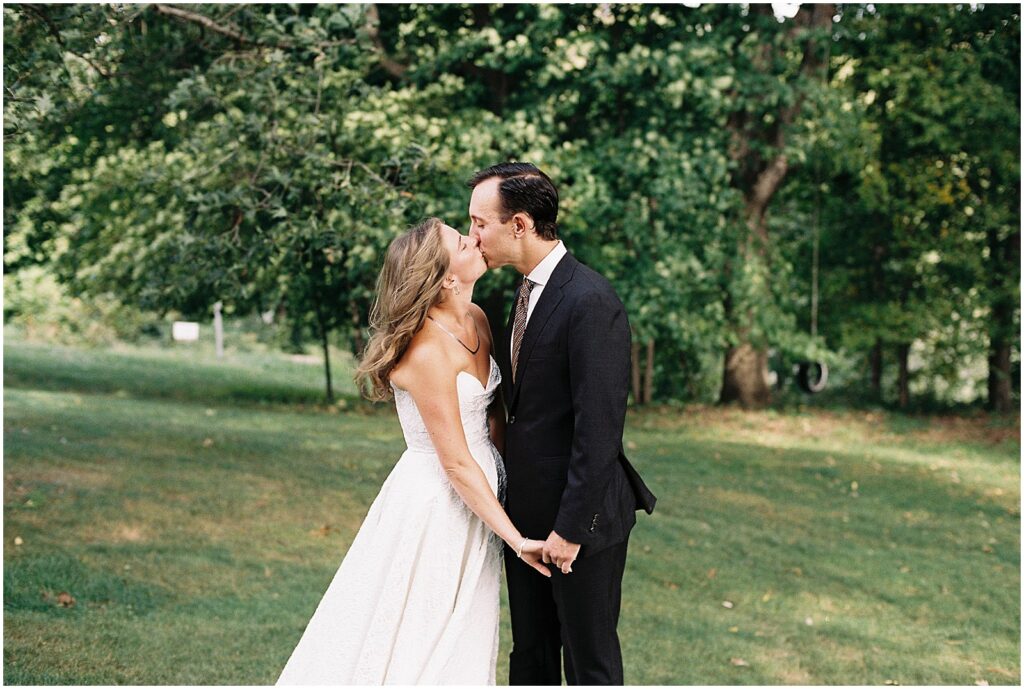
top-left (504, 539), bottom-right (629, 686)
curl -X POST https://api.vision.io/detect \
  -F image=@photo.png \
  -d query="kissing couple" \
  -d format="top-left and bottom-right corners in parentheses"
top-left (276, 163), bottom-right (656, 686)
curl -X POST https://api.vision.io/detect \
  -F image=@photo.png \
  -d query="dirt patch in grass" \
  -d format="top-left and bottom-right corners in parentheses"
top-left (61, 521), bottom-right (150, 546)
top-left (761, 645), bottom-right (815, 683)
top-left (112, 524), bottom-right (148, 542)
top-left (901, 414), bottom-right (1020, 445)
top-left (705, 487), bottom-right (778, 513)
top-left (704, 486), bottom-right (817, 526)
top-left (5, 466), bottom-right (114, 498)
top-left (634, 406), bottom-right (1020, 448)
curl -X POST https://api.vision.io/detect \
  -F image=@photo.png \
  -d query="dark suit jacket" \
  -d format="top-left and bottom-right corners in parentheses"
top-left (498, 251), bottom-right (656, 557)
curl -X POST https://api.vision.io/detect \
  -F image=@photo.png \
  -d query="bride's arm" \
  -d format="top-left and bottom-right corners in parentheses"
top-left (403, 343), bottom-right (548, 577)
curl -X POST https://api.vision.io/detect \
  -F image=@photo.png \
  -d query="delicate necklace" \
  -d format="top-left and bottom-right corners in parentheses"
top-left (426, 314), bottom-right (481, 355)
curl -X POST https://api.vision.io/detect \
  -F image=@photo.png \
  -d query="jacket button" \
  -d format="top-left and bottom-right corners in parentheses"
top-left (508, 415), bottom-right (516, 424)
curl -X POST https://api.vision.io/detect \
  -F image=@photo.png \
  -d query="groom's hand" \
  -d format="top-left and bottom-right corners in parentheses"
top-left (542, 531), bottom-right (581, 574)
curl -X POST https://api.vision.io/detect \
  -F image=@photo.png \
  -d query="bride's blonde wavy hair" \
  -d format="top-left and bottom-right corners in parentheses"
top-left (355, 218), bottom-right (449, 401)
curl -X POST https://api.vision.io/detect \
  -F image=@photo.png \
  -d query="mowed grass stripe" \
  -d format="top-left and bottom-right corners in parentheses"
top-left (3, 340), bottom-right (356, 406)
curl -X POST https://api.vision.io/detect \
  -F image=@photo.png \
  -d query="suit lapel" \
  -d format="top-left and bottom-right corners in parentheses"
top-left (510, 253), bottom-right (578, 409)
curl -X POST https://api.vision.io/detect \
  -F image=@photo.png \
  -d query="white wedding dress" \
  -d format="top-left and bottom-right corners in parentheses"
top-left (277, 355), bottom-right (505, 685)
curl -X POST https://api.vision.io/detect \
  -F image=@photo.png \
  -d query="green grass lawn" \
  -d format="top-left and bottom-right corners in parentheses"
top-left (3, 339), bottom-right (1020, 684)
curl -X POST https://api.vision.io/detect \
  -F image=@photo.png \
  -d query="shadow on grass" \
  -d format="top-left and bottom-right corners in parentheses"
top-left (3, 551), bottom-right (172, 616)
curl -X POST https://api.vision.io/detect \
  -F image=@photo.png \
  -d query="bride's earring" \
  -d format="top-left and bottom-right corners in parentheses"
top-left (454, 283), bottom-right (462, 296)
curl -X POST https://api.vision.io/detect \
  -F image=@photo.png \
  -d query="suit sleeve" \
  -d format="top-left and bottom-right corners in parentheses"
top-left (553, 287), bottom-right (631, 544)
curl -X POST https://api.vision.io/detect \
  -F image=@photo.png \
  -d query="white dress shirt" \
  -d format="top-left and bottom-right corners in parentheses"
top-left (510, 241), bottom-right (567, 353)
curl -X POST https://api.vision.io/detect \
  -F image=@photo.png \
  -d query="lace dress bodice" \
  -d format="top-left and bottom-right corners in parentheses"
top-left (392, 355), bottom-right (506, 503)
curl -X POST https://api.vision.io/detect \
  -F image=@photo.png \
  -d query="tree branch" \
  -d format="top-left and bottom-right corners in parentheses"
top-left (779, 4), bottom-right (834, 129)
top-left (152, 4), bottom-right (258, 46)
top-left (737, 4), bottom-right (835, 230)
top-left (153, 4), bottom-right (357, 57)
top-left (365, 4), bottom-right (407, 78)
top-left (24, 4), bottom-right (112, 78)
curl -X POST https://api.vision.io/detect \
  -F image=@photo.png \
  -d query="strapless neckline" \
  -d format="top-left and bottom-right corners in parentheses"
top-left (390, 354), bottom-right (498, 394)
top-left (458, 355), bottom-right (496, 391)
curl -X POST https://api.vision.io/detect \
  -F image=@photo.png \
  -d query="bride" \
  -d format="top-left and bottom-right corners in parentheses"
top-left (276, 218), bottom-right (550, 685)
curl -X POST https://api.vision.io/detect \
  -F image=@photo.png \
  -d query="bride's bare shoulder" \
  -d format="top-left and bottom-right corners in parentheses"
top-left (389, 327), bottom-right (455, 391)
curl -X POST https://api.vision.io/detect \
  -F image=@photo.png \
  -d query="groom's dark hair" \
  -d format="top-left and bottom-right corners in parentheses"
top-left (467, 162), bottom-right (559, 240)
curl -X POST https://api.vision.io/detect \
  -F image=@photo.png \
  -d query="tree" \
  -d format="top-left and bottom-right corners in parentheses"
top-left (5, 3), bottom-right (1016, 411)
top-left (4, 3), bottom-right (221, 273)
top-left (714, 3), bottom-right (835, 408)
top-left (830, 3), bottom-right (1020, 409)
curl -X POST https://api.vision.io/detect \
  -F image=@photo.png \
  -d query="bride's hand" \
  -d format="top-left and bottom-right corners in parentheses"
top-left (517, 539), bottom-right (553, 577)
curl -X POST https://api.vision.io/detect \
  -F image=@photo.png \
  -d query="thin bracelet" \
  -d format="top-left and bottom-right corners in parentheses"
top-left (515, 537), bottom-right (529, 559)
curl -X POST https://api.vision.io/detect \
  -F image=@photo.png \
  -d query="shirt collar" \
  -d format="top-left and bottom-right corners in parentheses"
top-left (525, 241), bottom-right (567, 287)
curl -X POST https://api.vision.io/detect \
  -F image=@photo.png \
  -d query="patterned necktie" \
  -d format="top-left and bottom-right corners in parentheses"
top-left (511, 276), bottom-right (535, 383)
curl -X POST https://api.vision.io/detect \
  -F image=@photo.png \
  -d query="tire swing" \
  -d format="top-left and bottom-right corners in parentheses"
top-left (797, 360), bottom-right (828, 393)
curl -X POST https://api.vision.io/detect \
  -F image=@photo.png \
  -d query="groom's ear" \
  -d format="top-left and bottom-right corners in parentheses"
top-left (511, 212), bottom-right (534, 238)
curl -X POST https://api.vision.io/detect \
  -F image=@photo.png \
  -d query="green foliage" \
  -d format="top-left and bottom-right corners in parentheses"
top-left (4, 3), bottom-right (219, 274)
top-left (3, 265), bottom-right (163, 345)
top-left (804, 3), bottom-right (1021, 404)
top-left (3, 3), bottom-right (1019, 407)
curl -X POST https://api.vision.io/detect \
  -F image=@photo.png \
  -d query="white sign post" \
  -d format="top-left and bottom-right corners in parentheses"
top-left (213, 301), bottom-right (224, 357)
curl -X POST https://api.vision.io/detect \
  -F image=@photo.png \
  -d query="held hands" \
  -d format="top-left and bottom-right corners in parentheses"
top-left (516, 538), bottom-right (552, 577)
top-left (542, 531), bottom-right (581, 575)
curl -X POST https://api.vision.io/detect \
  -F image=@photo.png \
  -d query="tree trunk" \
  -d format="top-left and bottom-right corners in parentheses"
top-left (869, 339), bottom-right (883, 399)
top-left (643, 338), bottom-right (655, 405)
top-left (349, 300), bottom-right (365, 359)
top-left (896, 342), bottom-right (911, 410)
top-left (319, 325), bottom-right (334, 403)
top-left (365, 4), bottom-right (408, 79)
top-left (721, 342), bottom-right (771, 408)
top-left (988, 343), bottom-right (1012, 413)
top-left (313, 296), bottom-right (334, 403)
top-left (987, 228), bottom-right (1019, 413)
top-left (631, 339), bottom-right (642, 404)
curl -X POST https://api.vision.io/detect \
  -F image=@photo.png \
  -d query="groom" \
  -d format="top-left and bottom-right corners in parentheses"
top-left (468, 162), bottom-right (657, 685)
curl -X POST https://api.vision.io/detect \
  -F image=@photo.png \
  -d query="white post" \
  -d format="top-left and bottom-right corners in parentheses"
top-left (213, 301), bottom-right (224, 358)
